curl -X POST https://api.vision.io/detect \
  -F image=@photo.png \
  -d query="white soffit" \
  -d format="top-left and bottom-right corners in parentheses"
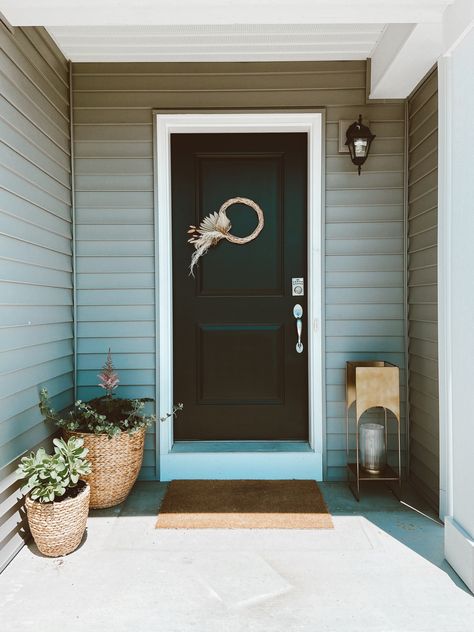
top-left (45, 24), bottom-right (386, 63)
top-left (0, 1), bottom-right (455, 26)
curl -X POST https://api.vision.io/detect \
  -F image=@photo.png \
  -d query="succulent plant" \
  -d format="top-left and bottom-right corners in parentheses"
top-left (16, 437), bottom-right (91, 503)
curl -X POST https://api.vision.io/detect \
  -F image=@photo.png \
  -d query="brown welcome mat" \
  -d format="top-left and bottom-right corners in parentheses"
top-left (155, 480), bottom-right (333, 529)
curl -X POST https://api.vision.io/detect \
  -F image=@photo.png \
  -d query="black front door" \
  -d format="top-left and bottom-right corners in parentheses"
top-left (171, 133), bottom-right (308, 441)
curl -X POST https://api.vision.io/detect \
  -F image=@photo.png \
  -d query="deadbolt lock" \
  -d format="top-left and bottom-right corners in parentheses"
top-left (292, 277), bottom-right (304, 296)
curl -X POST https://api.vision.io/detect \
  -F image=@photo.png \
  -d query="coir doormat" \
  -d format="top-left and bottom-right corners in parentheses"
top-left (155, 479), bottom-right (333, 529)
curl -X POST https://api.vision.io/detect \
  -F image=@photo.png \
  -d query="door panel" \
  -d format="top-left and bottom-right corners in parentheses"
top-left (197, 153), bottom-right (283, 295)
top-left (172, 133), bottom-right (308, 441)
top-left (198, 324), bottom-right (284, 404)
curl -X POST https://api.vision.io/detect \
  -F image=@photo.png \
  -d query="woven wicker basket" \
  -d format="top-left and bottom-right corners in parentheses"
top-left (63, 428), bottom-right (146, 509)
top-left (26, 483), bottom-right (90, 557)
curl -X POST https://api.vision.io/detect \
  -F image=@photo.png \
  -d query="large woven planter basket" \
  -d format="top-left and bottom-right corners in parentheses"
top-left (63, 428), bottom-right (146, 509)
top-left (25, 483), bottom-right (90, 557)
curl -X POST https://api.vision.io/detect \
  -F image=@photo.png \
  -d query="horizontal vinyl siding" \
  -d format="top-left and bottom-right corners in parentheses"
top-left (325, 94), bottom-right (406, 478)
top-left (0, 27), bottom-right (72, 570)
top-left (407, 68), bottom-right (439, 509)
top-left (72, 60), bottom-right (406, 480)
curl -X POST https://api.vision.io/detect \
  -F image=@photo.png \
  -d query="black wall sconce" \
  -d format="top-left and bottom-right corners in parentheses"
top-left (345, 115), bottom-right (375, 175)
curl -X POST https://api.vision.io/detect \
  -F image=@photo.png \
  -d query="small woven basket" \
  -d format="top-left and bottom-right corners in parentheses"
top-left (26, 483), bottom-right (90, 557)
top-left (63, 428), bottom-right (146, 509)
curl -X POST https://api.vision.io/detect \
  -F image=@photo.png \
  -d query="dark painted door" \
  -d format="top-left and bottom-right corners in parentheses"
top-left (172, 133), bottom-right (308, 441)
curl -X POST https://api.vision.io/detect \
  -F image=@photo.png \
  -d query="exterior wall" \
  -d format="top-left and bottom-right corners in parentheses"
top-left (442, 27), bottom-right (474, 592)
top-left (0, 27), bottom-right (72, 570)
top-left (407, 68), bottom-right (439, 509)
top-left (72, 60), bottom-right (406, 480)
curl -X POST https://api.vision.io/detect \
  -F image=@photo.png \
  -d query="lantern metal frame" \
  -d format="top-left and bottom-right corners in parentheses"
top-left (345, 114), bottom-right (376, 175)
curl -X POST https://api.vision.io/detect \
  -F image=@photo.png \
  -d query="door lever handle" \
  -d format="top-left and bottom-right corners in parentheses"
top-left (296, 318), bottom-right (303, 353)
top-left (293, 304), bottom-right (304, 353)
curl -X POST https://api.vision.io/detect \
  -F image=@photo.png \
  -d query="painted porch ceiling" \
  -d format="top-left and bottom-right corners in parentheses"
top-left (0, 1), bottom-right (455, 27)
top-left (46, 24), bottom-right (387, 63)
top-left (1, 0), bottom-right (455, 63)
top-left (0, 0), bottom-right (459, 94)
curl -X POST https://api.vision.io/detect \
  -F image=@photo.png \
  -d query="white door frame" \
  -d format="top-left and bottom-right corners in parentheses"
top-left (154, 111), bottom-right (324, 481)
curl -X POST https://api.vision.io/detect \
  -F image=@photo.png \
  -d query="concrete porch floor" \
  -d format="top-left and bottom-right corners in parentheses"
top-left (1, 482), bottom-right (473, 632)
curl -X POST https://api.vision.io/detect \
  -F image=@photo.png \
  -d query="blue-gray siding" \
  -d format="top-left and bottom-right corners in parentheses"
top-left (407, 68), bottom-right (439, 509)
top-left (0, 26), bottom-right (72, 571)
top-left (72, 60), bottom-right (406, 480)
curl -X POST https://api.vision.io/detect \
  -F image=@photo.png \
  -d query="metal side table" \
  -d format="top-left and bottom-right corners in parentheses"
top-left (345, 361), bottom-right (402, 501)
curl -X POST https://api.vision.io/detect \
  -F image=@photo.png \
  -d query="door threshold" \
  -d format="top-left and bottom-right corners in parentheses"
top-left (161, 443), bottom-right (322, 480)
top-left (171, 440), bottom-right (313, 453)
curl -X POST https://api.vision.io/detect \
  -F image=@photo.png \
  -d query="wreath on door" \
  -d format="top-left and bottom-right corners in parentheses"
top-left (187, 197), bottom-right (264, 275)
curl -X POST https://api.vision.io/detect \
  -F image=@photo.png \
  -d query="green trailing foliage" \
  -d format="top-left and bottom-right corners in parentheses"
top-left (39, 390), bottom-right (183, 439)
top-left (39, 350), bottom-right (183, 438)
top-left (159, 405), bottom-right (184, 423)
top-left (39, 389), bottom-right (158, 438)
top-left (16, 437), bottom-right (91, 503)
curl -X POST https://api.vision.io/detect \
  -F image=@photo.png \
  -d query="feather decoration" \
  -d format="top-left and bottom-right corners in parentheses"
top-left (188, 211), bottom-right (231, 276)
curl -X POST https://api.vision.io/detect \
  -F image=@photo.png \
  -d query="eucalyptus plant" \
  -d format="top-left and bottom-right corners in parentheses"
top-left (16, 437), bottom-right (91, 503)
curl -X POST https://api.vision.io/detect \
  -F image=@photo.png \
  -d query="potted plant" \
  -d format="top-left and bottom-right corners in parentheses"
top-left (39, 350), bottom-right (182, 509)
top-left (16, 437), bottom-right (91, 557)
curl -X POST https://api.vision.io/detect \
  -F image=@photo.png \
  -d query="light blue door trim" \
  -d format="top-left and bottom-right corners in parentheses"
top-left (153, 111), bottom-right (325, 481)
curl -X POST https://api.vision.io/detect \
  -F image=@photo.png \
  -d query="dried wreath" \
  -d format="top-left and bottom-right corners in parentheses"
top-left (187, 197), bottom-right (264, 275)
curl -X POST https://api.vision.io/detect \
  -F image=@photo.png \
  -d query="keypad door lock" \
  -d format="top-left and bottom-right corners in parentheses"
top-left (292, 277), bottom-right (304, 297)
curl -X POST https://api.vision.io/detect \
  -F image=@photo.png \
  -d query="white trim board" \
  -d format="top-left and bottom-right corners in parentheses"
top-left (438, 25), bottom-right (474, 592)
top-left (437, 56), bottom-right (453, 522)
top-left (445, 517), bottom-right (474, 591)
top-left (154, 112), bottom-right (324, 481)
top-left (3, 2), bottom-right (454, 27)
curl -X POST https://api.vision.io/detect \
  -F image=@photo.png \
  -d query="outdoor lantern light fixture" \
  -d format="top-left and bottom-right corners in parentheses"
top-left (345, 114), bottom-right (375, 175)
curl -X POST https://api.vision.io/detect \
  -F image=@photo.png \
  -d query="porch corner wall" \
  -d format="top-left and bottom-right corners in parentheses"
top-left (71, 60), bottom-right (406, 481)
top-left (406, 67), bottom-right (440, 510)
top-left (0, 27), bottom-right (73, 571)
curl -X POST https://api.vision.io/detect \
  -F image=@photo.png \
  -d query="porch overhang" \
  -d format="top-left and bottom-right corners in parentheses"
top-left (0, 1), bottom-right (457, 26)
top-left (2, 0), bottom-right (472, 99)
top-left (369, 0), bottom-right (474, 98)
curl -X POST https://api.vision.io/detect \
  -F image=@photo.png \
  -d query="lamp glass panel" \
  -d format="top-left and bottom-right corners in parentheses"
top-left (354, 138), bottom-right (368, 158)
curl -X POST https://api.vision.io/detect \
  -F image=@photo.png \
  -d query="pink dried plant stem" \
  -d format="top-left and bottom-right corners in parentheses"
top-left (98, 348), bottom-right (120, 397)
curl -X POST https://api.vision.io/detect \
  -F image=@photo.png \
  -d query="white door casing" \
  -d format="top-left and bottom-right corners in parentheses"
top-left (154, 112), bottom-right (324, 481)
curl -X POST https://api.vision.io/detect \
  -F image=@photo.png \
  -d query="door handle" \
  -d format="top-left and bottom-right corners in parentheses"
top-left (293, 304), bottom-right (304, 353)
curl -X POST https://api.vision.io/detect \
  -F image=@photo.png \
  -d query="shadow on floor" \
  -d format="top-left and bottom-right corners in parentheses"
top-left (321, 481), bottom-right (469, 593)
top-left (87, 479), bottom-right (469, 594)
